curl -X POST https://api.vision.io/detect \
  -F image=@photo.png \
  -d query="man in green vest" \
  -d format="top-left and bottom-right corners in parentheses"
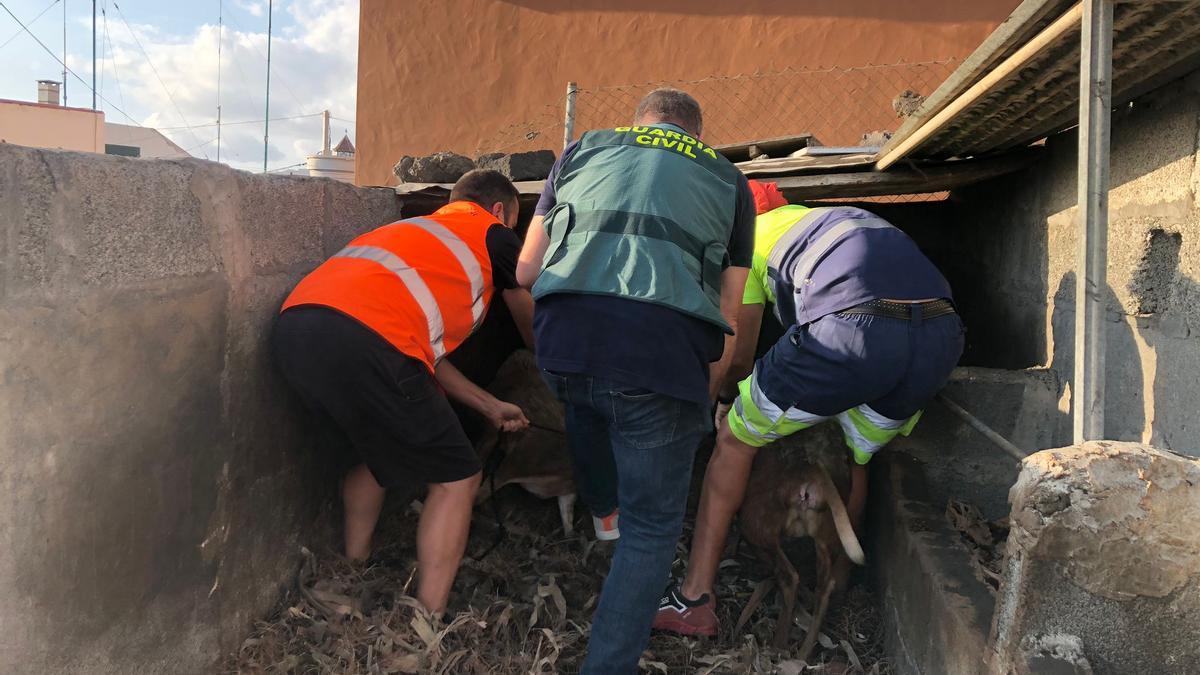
top-left (517, 89), bottom-right (756, 674)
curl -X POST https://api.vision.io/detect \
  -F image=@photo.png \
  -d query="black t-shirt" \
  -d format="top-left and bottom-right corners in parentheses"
top-left (533, 140), bottom-right (756, 405)
top-left (486, 224), bottom-right (522, 291)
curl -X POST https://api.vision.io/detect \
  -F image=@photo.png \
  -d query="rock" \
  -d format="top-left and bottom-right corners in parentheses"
top-left (1021, 634), bottom-right (1094, 675)
top-left (990, 442), bottom-right (1200, 674)
top-left (475, 150), bottom-right (556, 181)
top-left (893, 89), bottom-right (927, 118)
top-left (860, 130), bottom-right (893, 147)
top-left (393, 151), bottom-right (475, 183)
top-left (392, 156), bottom-right (414, 181)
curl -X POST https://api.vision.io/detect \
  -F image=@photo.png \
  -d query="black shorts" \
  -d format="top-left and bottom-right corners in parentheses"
top-left (272, 306), bottom-right (481, 488)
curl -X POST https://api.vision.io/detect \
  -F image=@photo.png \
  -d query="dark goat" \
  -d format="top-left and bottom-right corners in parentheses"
top-left (734, 425), bottom-right (865, 661)
top-left (474, 350), bottom-right (577, 534)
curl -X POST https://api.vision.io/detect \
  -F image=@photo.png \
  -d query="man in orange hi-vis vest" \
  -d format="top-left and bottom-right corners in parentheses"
top-left (273, 169), bottom-right (534, 615)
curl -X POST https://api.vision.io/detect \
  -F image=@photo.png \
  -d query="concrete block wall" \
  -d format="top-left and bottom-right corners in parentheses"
top-left (0, 144), bottom-right (402, 673)
top-left (948, 72), bottom-right (1200, 455)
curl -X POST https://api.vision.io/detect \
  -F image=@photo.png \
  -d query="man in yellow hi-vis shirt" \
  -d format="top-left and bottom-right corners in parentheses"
top-left (654, 181), bottom-right (964, 636)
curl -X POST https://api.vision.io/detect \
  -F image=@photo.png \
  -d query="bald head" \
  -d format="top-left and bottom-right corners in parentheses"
top-left (633, 88), bottom-right (704, 138)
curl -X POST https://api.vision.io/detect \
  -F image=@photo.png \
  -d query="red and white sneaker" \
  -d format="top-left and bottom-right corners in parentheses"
top-left (592, 509), bottom-right (620, 541)
top-left (652, 581), bottom-right (717, 637)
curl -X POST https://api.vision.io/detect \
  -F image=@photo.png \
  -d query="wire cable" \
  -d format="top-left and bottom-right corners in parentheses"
top-left (156, 111), bottom-right (323, 131)
top-left (100, 2), bottom-right (126, 115)
top-left (0, 0), bottom-right (141, 124)
top-left (0, 0), bottom-right (58, 50)
top-left (111, 1), bottom-right (208, 157)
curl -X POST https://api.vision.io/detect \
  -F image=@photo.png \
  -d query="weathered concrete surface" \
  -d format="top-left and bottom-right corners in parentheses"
top-left (948, 72), bottom-right (1200, 455)
top-left (0, 143), bottom-right (402, 673)
top-left (990, 442), bottom-right (1200, 674)
top-left (870, 367), bottom-right (1047, 675)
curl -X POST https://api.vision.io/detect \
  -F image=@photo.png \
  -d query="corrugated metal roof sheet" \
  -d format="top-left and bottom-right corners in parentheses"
top-left (878, 0), bottom-right (1200, 163)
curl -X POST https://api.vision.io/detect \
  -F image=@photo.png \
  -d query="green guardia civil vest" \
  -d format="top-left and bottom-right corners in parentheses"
top-left (531, 124), bottom-right (742, 332)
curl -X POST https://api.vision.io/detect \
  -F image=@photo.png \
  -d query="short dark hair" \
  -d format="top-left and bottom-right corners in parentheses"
top-left (634, 88), bottom-right (704, 136)
top-left (449, 169), bottom-right (519, 209)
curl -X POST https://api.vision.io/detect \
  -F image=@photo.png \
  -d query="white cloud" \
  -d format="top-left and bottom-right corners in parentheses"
top-left (92, 0), bottom-right (357, 172)
top-left (234, 1), bottom-right (266, 18)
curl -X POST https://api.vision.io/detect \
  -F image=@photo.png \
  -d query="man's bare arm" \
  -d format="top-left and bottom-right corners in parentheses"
top-left (516, 215), bottom-right (549, 289)
top-left (708, 266), bottom-right (749, 401)
top-left (502, 287), bottom-right (535, 350)
top-left (717, 301), bottom-right (764, 401)
top-left (434, 359), bottom-right (529, 432)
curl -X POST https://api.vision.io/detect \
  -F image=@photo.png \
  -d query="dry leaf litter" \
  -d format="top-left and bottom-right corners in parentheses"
top-left (231, 453), bottom-right (893, 674)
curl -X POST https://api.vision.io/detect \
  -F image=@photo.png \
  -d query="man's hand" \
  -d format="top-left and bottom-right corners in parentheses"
top-left (487, 400), bottom-right (530, 433)
top-left (714, 400), bottom-right (733, 429)
top-left (435, 359), bottom-right (528, 431)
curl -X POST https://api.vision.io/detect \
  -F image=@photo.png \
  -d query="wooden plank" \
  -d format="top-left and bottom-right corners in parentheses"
top-left (395, 180), bottom-right (546, 196)
top-left (715, 134), bottom-right (817, 162)
top-left (773, 149), bottom-right (1040, 201)
top-left (876, 2), bottom-right (1084, 170)
top-left (737, 153), bottom-right (877, 177)
top-left (879, 0), bottom-right (1076, 158)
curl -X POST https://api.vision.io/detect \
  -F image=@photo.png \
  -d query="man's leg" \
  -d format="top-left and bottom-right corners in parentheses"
top-left (416, 471), bottom-right (482, 614)
top-left (581, 384), bottom-right (707, 675)
top-left (543, 371), bottom-right (619, 526)
top-left (679, 420), bottom-right (757, 601)
top-left (343, 463), bottom-right (387, 560)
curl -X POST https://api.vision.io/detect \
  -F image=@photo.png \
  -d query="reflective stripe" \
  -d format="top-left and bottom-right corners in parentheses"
top-left (765, 207), bottom-right (833, 271)
top-left (334, 245), bottom-right (447, 362)
top-left (405, 217), bottom-right (487, 331)
top-left (856, 404), bottom-right (907, 431)
top-left (729, 369), bottom-right (829, 447)
top-left (765, 209), bottom-right (894, 324)
top-left (836, 405), bottom-right (920, 465)
top-left (787, 217), bottom-right (893, 287)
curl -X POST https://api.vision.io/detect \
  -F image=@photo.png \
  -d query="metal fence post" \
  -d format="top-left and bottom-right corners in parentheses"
top-left (563, 82), bottom-right (578, 150)
top-left (1074, 0), bottom-right (1114, 444)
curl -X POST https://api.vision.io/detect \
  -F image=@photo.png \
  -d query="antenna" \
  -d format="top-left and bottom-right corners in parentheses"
top-left (216, 0), bottom-right (222, 162)
top-left (263, 0), bottom-right (273, 172)
top-left (92, 0), bottom-right (96, 109)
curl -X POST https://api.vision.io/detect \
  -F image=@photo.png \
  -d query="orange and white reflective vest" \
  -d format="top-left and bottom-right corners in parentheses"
top-left (282, 201), bottom-right (499, 371)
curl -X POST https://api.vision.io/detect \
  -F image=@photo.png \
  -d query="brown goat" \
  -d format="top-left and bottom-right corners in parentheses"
top-left (474, 350), bottom-right (577, 534)
top-left (733, 425), bottom-right (865, 661)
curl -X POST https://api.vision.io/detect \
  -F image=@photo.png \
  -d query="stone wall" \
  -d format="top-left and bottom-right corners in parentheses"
top-left (947, 72), bottom-right (1200, 454)
top-left (0, 144), bottom-right (402, 673)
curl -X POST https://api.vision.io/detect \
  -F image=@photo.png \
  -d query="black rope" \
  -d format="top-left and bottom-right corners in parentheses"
top-left (470, 437), bottom-right (509, 561)
top-left (468, 422), bottom-right (565, 562)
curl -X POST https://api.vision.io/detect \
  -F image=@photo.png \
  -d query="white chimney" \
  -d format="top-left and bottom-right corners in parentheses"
top-left (37, 80), bottom-right (61, 106)
top-left (321, 110), bottom-right (332, 156)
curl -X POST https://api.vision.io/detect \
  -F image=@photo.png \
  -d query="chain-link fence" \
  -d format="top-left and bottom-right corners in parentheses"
top-left (480, 59), bottom-right (958, 200)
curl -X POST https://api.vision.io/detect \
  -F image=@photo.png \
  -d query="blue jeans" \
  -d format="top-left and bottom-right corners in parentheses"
top-left (541, 371), bottom-right (708, 675)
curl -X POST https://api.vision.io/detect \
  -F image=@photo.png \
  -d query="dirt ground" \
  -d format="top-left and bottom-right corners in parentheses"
top-left (229, 443), bottom-right (892, 674)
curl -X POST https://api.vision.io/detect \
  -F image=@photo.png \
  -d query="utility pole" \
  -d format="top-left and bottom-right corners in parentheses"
top-left (217, 0), bottom-right (223, 162)
top-left (92, 0), bottom-right (96, 109)
top-left (1073, 0), bottom-right (1114, 443)
top-left (62, 0), bottom-right (67, 106)
top-left (263, 0), bottom-right (273, 172)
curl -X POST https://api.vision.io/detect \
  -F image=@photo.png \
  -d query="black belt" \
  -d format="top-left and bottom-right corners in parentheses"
top-left (839, 298), bottom-right (956, 320)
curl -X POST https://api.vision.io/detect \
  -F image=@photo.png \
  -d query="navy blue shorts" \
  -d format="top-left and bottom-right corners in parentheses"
top-left (728, 307), bottom-right (964, 463)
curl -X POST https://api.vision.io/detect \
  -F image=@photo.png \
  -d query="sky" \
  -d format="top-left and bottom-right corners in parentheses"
top-left (0, 0), bottom-right (357, 172)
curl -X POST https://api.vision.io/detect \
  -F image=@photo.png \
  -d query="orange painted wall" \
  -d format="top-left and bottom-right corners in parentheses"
top-left (356, 0), bottom-right (1019, 186)
top-left (0, 100), bottom-right (104, 153)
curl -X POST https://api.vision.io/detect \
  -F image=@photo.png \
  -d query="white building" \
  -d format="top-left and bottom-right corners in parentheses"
top-left (303, 110), bottom-right (355, 183)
